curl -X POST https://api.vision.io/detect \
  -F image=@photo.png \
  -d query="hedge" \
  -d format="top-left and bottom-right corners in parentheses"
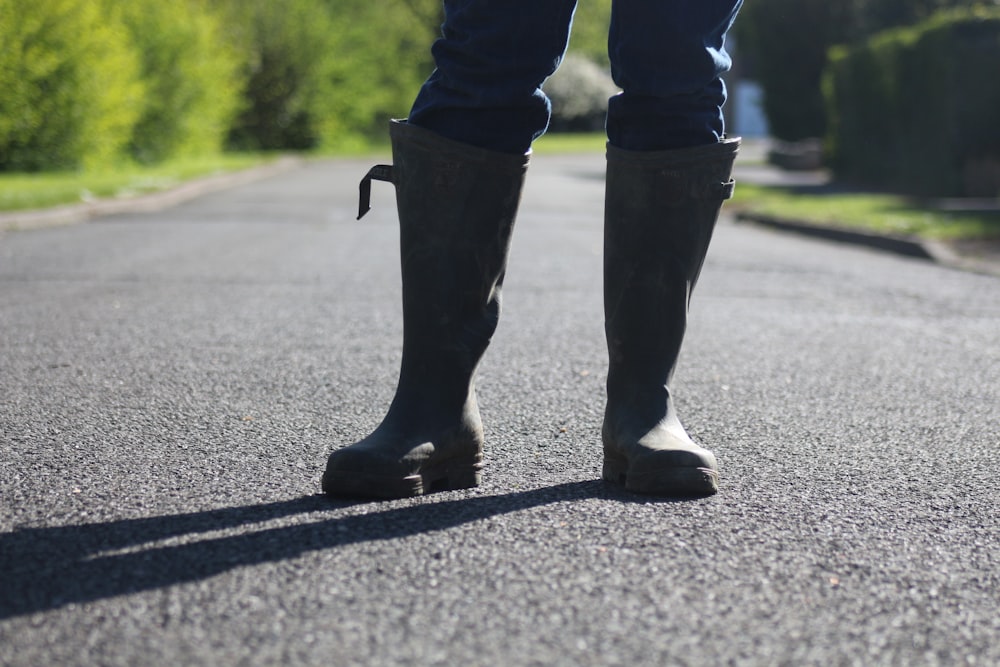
top-left (207, 0), bottom-right (441, 152)
top-left (120, 0), bottom-right (243, 163)
top-left (736, 0), bottom-right (991, 145)
top-left (216, 0), bottom-right (342, 151)
top-left (0, 0), bottom-right (145, 171)
top-left (735, 0), bottom-right (855, 142)
top-left (0, 0), bottom-right (614, 172)
top-left (825, 8), bottom-right (1000, 197)
top-left (0, 0), bottom-right (242, 170)
top-left (0, 0), bottom-right (436, 170)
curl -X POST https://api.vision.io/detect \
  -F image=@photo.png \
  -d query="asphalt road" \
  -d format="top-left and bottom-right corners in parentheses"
top-left (1, 153), bottom-right (998, 666)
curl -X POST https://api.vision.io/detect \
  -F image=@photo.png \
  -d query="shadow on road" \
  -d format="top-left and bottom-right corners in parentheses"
top-left (0, 480), bottom-right (689, 619)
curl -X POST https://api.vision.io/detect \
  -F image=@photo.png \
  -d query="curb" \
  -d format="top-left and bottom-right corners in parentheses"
top-left (0, 156), bottom-right (303, 233)
top-left (735, 212), bottom-right (1000, 278)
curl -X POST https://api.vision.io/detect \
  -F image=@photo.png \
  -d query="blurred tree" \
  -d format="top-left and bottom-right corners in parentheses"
top-left (544, 54), bottom-right (617, 132)
top-left (118, 0), bottom-right (243, 163)
top-left (735, 0), bottom-right (989, 141)
top-left (215, 0), bottom-right (440, 150)
top-left (825, 6), bottom-right (1000, 196)
top-left (0, 0), bottom-right (144, 170)
top-left (321, 0), bottom-right (439, 146)
top-left (857, 0), bottom-right (991, 32)
top-left (396, 0), bottom-right (443, 27)
top-left (0, 0), bottom-right (647, 166)
top-left (215, 0), bottom-right (341, 150)
top-left (568, 0), bottom-right (613, 66)
top-left (734, 0), bottom-right (855, 141)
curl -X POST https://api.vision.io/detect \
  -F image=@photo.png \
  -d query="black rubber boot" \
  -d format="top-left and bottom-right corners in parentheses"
top-left (322, 120), bottom-right (528, 499)
top-left (602, 138), bottom-right (740, 497)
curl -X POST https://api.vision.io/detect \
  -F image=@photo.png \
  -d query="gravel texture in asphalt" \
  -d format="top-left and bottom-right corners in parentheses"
top-left (2, 154), bottom-right (998, 666)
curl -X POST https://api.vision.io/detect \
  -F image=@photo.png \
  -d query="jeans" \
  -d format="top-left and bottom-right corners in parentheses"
top-left (408, 0), bottom-right (743, 154)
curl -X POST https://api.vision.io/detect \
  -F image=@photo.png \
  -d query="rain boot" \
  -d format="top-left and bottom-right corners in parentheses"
top-left (602, 138), bottom-right (740, 496)
top-left (322, 120), bottom-right (528, 499)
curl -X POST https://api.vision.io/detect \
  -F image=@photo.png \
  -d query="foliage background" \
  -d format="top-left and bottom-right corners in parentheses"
top-left (122, 0), bottom-right (243, 164)
top-left (0, 0), bottom-right (145, 171)
top-left (734, 0), bottom-right (995, 142)
top-left (825, 7), bottom-right (1000, 196)
top-left (0, 0), bottom-right (613, 172)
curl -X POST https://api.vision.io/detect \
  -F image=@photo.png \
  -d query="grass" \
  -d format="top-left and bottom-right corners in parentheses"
top-left (0, 153), bottom-right (274, 213)
top-left (532, 132), bottom-right (607, 154)
top-left (732, 182), bottom-right (1000, 241)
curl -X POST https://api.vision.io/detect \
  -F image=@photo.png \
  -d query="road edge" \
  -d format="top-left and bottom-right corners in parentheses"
top-left (735, 211), bottom-right (1000, 278)
top-left (0, 156), bottom-right (303, 233)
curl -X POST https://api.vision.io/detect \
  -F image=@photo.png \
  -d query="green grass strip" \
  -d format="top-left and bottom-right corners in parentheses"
top-left (532, 132), bottom-right (607, 154)
top-left (733, 182), bottom-right (999, 241)
top-left (0, 154), bottom-right (273, 212)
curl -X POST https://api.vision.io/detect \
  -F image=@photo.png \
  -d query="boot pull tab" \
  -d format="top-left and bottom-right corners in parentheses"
top-left (715, 179), bottom-right (736, 201)
top-left (357, 164), bottom-right (394, 220)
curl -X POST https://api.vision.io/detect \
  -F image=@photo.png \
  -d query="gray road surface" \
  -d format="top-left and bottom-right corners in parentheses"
top-left (2, 153), bottom-right (998, 666)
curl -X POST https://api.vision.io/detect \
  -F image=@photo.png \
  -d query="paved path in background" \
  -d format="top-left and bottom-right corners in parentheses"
top-left (2, 154), bottom-right (999, 666)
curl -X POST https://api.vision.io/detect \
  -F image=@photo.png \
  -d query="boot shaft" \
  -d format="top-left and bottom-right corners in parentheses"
top-left (385, 121), bottom-right (529, 409)
top-left (323, 123), bottom-right (528, 499)
top-left (604, 139), bottom-right (739, 410)
top-left (604, 139), bottom-right (740, 294)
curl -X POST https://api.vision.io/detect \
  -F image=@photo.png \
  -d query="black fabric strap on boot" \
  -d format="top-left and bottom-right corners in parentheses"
top-left (357, 164), bottom-right (394, 220)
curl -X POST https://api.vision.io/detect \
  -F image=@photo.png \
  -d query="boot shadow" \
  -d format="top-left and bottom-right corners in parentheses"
top-left (0, 479), bottom-right (695, 620)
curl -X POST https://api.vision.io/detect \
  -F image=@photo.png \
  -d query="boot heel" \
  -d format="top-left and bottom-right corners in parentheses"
top-left (602, 457), bottom-right (628, 486)
top-left (427, 463), bottom-right (482, 492)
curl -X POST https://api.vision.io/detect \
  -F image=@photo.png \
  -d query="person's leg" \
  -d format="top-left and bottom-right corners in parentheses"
top-left (323, 121), bottom-right (528, 498)
top-left (324, 2), bottom-right (578, 498)
top-left (409, 0), bottom-right (579, 155)
top-left (601, 0), bottom-right (743, 496)
top-left (607, 0), bottom-right (742, 151)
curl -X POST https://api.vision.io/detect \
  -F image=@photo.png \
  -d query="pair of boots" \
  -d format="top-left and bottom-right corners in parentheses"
top-left (323, 120), bottom-right (739, 499)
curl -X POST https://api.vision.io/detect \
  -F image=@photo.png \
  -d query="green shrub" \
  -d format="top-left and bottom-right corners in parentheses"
top-left (543, 54), bottom-right (617, 133)
top-left (118, 0), bottom-right (243, 163)
top-left (735, 0), bottom-right (855, 141)
top-left (319, 0), bottom-right (436, 148)
top-left (217, 0), bottom-right (342, 151)
top-left (735, 0), bottom-right (986, 144)
top-left (825, 7), bottom-right (1000, 196)
top-left (567, 0), bottom-right (612, 67)
top-left (0, 0), bottom-right (144, 170)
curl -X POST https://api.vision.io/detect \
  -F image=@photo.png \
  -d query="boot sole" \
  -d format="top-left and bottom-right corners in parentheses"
top-left (603, 458), bottom-right (719, 497)
top-left (322, 462), bottom-right (481, 500)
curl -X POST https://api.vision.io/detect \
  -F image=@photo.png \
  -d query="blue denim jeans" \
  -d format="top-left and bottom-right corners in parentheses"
top-left (408, 0), bottom-right (743, 154)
